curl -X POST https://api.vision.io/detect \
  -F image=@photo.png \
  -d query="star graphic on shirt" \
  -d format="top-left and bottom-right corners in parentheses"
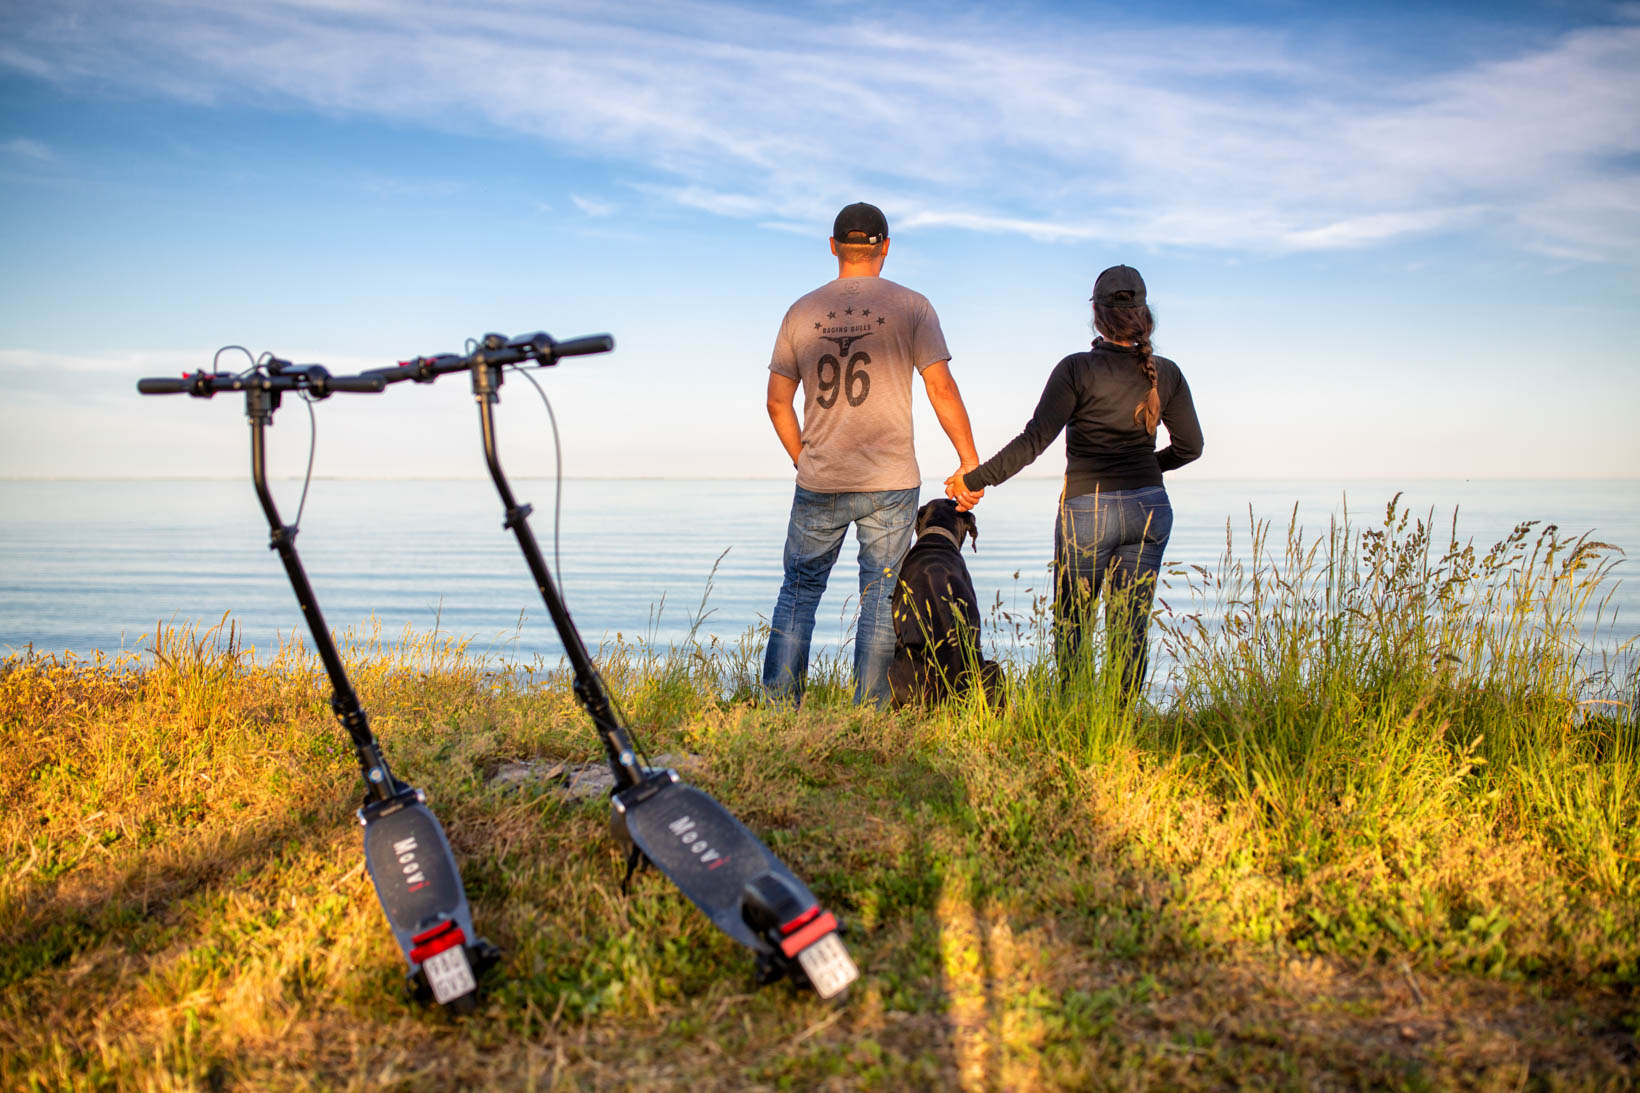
top-left (876, 316), bottom-right (886, 325)
top-left (813, 321), bottom-right (821, 330)
top-left (827, 311), bottom-right (836, 319)
top-left (862, 308), bottom-right (871, 317)
top-left (844, 306), bottom-right (854, 315)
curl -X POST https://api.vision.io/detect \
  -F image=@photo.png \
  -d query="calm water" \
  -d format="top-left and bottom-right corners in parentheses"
top-left (1, 478), bottom-right (1635, 672)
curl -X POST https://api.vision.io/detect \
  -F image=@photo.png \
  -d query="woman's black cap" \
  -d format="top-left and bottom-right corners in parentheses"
top-left (833, 202), bottom-right (888, 245)
top-left (1092, 264), bottom-right (1146, 307)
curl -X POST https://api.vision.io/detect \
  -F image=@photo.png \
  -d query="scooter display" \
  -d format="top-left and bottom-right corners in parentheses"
top-left (136, 359), bottom-right (499, 1011)
top-left (362, 331), bottom-right (859, 999)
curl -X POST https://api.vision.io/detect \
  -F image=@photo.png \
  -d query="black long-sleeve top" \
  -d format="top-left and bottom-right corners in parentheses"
top-left (962, 339), bottom-right (1203, 497)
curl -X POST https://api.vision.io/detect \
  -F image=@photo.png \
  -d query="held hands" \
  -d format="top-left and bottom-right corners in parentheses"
top-left (944, 466), bottom-right (984, 512)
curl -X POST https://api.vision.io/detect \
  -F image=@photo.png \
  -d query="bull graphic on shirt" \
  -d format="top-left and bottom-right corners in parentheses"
top-left (820, 332), bottom-right (874, 356)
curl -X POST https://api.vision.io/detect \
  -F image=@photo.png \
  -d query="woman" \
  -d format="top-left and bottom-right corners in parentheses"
top-left (946, 264), bottom-right (1203, 694)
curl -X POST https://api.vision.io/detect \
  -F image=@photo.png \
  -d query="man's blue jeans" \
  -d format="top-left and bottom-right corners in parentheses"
top-left (763, 485), bottom-right (919, 706)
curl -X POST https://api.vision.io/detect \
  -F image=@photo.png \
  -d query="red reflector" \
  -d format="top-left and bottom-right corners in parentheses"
top-left (779, 904), bottom-right (821, 936)
top-left (778, 911), bottom-right (838, 960)
top-left (410, 920), bottom-right (465, 963)
top-left (412, 920), bottom-right (458, 945)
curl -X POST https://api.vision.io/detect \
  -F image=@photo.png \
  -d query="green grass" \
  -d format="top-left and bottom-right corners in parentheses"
top-left (2, 497), bottom-right (1636, 1090)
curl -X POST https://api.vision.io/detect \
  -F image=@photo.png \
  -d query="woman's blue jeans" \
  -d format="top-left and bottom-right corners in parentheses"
top-left (763, 485), bottom-right (919, 706)
top-left (1053, 486), bottom-right (1173, 693)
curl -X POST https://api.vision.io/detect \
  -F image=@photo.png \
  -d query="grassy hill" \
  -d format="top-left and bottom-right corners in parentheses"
top-left (3, 503), bottom-right (1636, 1090)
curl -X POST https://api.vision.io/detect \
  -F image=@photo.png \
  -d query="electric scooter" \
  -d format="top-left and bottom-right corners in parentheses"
top-left (363, 332), bottom-right (860, 999)
top-left (136, 359), bottom-right (499, 1010)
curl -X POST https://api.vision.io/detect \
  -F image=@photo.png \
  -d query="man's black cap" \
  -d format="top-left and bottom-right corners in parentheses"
top-left (1092, 264), bottom-right (1146, 307)
top-left (833, 202), bottom-right (888, 245)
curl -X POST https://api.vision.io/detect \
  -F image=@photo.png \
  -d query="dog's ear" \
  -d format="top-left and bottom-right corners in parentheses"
top-left (960, 510), bottom-right (978, 551)
top-left (915, 501), bottom-right (939, 536)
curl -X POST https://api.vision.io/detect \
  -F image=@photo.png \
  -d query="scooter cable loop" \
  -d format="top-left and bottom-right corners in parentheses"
top-left (506, 360), bottom-right (655, 775)
top-left (506, 363), bottom-right (567, 608)
top-left (206, 346), bottom-right (323, 535)
top-left (291, 389), bottom-right (318, 532)
top-left (212, 344), bottom-right (258, 375)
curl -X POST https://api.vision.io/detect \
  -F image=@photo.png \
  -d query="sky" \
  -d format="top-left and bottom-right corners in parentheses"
top-left (1, 0), bottom-right (1637, 483)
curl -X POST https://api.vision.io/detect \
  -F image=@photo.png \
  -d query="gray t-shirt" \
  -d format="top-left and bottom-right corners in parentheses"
top-left (769, 276), bottom-right (950, 493)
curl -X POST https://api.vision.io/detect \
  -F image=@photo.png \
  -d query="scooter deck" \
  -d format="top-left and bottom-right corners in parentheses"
top-left (361, 790), bottom-right (494, 1007)
top-left (610, 771), bottom-right (858, 1002)
top-left (614, 775), bottom-right (806, 953)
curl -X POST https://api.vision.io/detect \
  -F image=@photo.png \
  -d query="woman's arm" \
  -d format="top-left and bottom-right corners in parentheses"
top-left (962, 357), bottom-right (1078, 491)
top-left (1156, 370), bottom-right (1203, 472)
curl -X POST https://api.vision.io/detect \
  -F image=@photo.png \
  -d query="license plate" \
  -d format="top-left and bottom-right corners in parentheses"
top-left (796, 931), bottom-right (858, 1000)
top-left (422, 945), bottom-right (477, 1005)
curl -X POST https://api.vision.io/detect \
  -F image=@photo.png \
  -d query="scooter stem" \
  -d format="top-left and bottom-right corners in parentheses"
top-left (245, 382), bottom-right (399, 803)
top-left (469, 361), bottom-right (647, 791)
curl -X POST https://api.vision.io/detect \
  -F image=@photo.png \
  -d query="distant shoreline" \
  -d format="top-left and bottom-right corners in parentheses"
top-left (5, 474), bottom-right (1639, 484)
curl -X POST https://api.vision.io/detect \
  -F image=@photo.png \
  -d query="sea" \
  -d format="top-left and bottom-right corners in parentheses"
top-left (1, 478), bottom-right (1635, 680)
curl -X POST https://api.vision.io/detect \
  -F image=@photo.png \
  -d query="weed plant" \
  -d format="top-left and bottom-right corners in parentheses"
top-left (2, 497), bottom-right (1636, 1090)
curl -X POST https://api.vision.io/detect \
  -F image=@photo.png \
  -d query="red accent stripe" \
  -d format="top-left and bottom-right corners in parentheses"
top-left (779, 904), bottom-right (821, 936)
top-left (778, 911), bottom-right (838, 959)
top-left (410, 921), bottom-right (466, 963)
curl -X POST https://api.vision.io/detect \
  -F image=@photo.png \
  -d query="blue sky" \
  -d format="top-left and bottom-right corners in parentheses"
top-left (1, 0), bottom-right (1636, 482)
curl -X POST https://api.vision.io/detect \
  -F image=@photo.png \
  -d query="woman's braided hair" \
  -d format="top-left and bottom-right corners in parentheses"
top-left (1093, 299), bottom-right (1160, 435)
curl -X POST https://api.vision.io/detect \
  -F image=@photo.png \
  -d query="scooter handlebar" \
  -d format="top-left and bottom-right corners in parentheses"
top-left (327, 373), bottom-right (387, 393)
top-left (362, 364), bottom-right (422, 384)
top-left (552, 334), bottom-right (615, 358)
top-left (136, 366), bottom-right (385, 399)
top-left (366, 332), bottom-right (614, 388)
top-left (136, 372), bottom-right (236, 397)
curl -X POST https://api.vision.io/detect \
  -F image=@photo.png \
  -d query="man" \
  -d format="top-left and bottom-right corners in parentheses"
top-left (763, 202), bottom-right (981, 706)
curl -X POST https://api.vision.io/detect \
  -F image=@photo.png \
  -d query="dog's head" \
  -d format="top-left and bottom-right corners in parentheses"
top-left (914, 498), bottom-right (978, 551)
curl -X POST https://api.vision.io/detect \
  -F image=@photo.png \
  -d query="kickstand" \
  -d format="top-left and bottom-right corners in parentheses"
top-left (620, 845), bottom-right (647, 894)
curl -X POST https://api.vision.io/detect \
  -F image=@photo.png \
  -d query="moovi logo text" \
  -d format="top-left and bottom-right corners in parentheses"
top-left (393, 836), bottom-right (429, 892)
top-left (668, 815), bottom-right (725, 869)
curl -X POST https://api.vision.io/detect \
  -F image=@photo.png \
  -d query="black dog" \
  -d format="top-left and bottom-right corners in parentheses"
top-left (888, 499), bottom-right (1002, 707)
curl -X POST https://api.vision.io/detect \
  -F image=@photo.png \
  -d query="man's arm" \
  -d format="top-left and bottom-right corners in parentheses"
top-left (766, 372), bottom-right (803, 467)
top-left (921, 359), bottom-right (979, 469)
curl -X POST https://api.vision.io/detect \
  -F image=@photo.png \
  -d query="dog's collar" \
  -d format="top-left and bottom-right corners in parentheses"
top-left (918, 526), bottom-right (964, 551)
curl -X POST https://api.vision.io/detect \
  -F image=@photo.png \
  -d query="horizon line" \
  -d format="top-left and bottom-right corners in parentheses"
top-left (3, 474), bottom-right (1639, 484)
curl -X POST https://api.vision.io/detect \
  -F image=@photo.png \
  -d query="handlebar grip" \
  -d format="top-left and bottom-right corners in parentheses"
top-left (554, 334), bottom-right (615, 357)
top-left (137, 377), bottom-right (190, 394)
top-left (327, 374), bottom-right (387, 393)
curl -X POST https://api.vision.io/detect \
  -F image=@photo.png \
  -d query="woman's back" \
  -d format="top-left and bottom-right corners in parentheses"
top-left (964, 339), bottom-right (1201, 497)
top-left (1060, 341), bottom-right (1196, 491)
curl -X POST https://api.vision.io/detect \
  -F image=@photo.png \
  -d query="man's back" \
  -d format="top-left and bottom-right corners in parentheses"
top-left (771, 276), bottom-right (949, 494)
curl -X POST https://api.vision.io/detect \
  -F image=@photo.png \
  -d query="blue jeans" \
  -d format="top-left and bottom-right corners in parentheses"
top-left (1054, 486), bottom-right (1173, 692)
top-left (763, 485), bottom-right (919, 706)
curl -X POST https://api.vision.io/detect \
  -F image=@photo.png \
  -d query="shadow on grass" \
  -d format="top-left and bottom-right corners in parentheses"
top-left (0, 787), bottom-right (360, 992)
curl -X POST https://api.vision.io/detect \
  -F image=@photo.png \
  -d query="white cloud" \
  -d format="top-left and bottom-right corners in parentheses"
top-left (896, 208), bottom-right (1108, 244)
top-left (2, 0), bottom-right (1636, 259)
top-left (569, 193), bottom-right (617, 217)
top-left (3, 137), bottom-right (53, 161)
top-left (1281, 207), bottom-right (1487, 251)
top-left (0, 44), bottom-right (54, 78)
top-left (0, 347), bottom-right (202, 378)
